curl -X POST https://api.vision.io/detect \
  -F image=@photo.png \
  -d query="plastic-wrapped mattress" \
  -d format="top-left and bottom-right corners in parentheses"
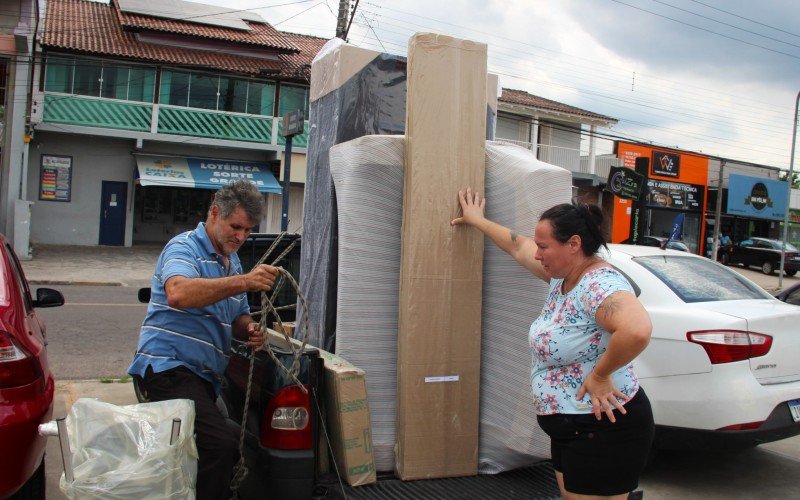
top-left (330, 137), bottom-right (572, 473)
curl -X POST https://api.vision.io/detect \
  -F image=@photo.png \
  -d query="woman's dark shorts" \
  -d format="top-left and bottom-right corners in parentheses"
top-left (536, 388), bottom-right (655, 496)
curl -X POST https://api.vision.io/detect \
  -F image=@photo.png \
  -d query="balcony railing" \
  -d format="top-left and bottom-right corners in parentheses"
top-left (495, 139), bottom-right (621, 180)
top-left (157, 105), bottom-right (273, 143)
top-left (43, 94), bottom-right (152, 131)
top-left (40, 93), bottom-right (308, 148)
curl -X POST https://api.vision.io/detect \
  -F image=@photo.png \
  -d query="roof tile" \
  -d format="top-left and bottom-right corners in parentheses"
top-left (499, 88), bottom-right (617, 123)
top-left (116, 8), bottom-right (299, 52)
top-left (40, 0), bottom-right (325, 80)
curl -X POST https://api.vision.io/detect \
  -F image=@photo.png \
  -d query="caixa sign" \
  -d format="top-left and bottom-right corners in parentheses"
top-left (727, 174), bottom-right (788, 221)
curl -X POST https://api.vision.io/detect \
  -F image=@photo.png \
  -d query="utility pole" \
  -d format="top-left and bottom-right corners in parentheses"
top-left (711, 160), bottom-right (724, 262)
top-left (779, 90), bottom-right (800, 289)
top-left (335, 0), bottom-right (349, 39)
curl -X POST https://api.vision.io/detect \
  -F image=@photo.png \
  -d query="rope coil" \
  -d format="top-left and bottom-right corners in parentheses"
top-left (230, 234), bottom-right (351, 498)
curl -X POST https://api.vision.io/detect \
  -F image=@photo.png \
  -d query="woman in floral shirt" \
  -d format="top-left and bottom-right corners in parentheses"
top-left (452, 188), bottom-right (654, 499)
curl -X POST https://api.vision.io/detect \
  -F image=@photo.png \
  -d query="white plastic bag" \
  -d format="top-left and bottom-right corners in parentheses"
top-left (60, 398), bottom-right (198, 499)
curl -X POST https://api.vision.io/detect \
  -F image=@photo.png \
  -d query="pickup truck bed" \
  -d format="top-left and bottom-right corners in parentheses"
top-left (232, 234), bottom-right (560, 499)
top-left (320, 464), bottom-right (559, 499)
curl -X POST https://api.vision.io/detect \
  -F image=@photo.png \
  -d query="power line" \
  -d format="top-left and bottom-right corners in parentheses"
top-left (686, 0), bottom-right (800, 39)
top-left (649, 0), bottom-right (800, 49)
top-left (606, 0), bottom-right (800, 60)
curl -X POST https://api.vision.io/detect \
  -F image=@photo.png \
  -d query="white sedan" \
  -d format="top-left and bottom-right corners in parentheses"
top-left (605, 243), bottom-right (800, 449)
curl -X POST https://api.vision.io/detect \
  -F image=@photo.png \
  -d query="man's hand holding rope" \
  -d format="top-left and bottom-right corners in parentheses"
top-left (246, 321), bottom-right (266, 350)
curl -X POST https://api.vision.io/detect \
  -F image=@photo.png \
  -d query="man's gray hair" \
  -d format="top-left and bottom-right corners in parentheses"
top-left (211, 180), bottom-right (264, 223)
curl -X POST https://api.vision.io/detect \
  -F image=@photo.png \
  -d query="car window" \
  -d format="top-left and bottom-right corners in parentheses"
top-left (782, 242), bottom-right (800, 252)
top-left (786, 288), bottom-right (800, 306)
top-left (755, 240), bottom-right (773, 249)
top-left (5, 243), bottom-right (33, 312)
top-left (740, 239), bottom-right (753, 247)
top-left (632, 255), bottom-right (772, 303)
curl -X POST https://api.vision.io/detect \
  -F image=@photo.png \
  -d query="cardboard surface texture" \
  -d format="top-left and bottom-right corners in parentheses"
top-left (265, 329), bottom-right (376, 486)
top-left (396, 33), bottom-right (487, 480)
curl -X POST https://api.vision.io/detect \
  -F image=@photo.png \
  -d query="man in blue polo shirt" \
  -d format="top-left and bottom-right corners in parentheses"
top-left (129, 180), bottom-right (278, 500)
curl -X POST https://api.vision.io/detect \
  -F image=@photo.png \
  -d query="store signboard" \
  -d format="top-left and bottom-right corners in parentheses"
top-left (135, 155), bottom-right (282, 194)
top-left (651, 150), bottom-right (680, 178)
top-left (645, 179), bottom-right (704, 211)
top-left (727, 174), bottom-right (787, 221)
top-left (605, 166), bottom-right (645, 201)
top-left (39, 154), bottom-right (72, 202)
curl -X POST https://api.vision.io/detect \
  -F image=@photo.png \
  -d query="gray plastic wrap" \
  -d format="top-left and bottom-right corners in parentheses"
top-left (59, 398), bottom-right (197, 499)
top-left (329, 137), bottom-right (572, 473)
top-left (298, 41), bottom-right (406, 350)
top-left (299, 43), bottom-right (497, 351)
top-left (329, 135), bottom-right (405, 471)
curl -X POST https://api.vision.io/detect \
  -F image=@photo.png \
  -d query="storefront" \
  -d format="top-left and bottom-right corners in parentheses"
top-left (25, 133), bottom-right (298, 247)
top-left (611, 142), bottom-right (709, 254)
top-left (133, 155), bottom-right (282, 243)
top-left (722, 174), bottom-right (789, 244)
top-left (782, 209), bottom-right (800, 247)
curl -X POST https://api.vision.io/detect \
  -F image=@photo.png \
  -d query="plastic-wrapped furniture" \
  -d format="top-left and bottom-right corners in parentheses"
top-left (40, 398), bottom-right (197, 499)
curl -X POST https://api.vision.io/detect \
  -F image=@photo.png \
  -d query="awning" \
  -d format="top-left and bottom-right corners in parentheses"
top-left (134, 155), bottom-right (282, 194)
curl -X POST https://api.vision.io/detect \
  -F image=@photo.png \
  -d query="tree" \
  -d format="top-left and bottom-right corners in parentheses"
top-left (779, 170), bottom-right (800, 188)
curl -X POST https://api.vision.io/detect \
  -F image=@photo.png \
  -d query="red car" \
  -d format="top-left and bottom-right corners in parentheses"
top-left (0, 234), bottom-right (63, 498)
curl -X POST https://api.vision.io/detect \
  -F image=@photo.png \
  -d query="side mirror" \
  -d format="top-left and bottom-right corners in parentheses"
top-left (33, 288), bottom-right (65, 308)
top-left (138, 287), bottom-right (151, 303)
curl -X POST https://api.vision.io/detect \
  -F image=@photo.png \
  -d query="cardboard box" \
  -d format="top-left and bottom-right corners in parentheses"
top-left (271, 321), bottom-right (295, 337)
top-left (396, 33), bottom-right (487, 480)
top-left (265, 329), bottom-right (376, 486)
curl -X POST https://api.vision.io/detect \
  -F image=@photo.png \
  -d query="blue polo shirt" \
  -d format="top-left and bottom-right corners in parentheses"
top-left (128, 222), bottom-right (250, 394)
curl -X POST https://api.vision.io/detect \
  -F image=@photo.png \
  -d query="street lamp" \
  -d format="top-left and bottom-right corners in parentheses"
top-left (779, 90), bottom-right (800, 289)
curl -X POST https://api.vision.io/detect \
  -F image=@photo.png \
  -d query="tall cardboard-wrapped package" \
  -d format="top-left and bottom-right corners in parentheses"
top-left (395, 33), bottom-right (488, 480)
top-left (300, 40), bottom-right (406, 350)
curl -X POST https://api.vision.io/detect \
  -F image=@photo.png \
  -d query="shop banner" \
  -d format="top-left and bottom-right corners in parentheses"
top-left (135, 155), bottom-right (282, 194)
top-left (39, 154), bottom-right (72, 202)
top-left (652, 151), bottom-right (680, 178)
top-left (727, 174), bottom-right (787, 221)
top-left (645, 179), bottom-right (704, 211)
top-left (605, 166), bottom-right (645, 201)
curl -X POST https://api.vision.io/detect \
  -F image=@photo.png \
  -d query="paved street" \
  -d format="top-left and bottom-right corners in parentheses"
top-left (25, 249), bottom-right (800, 499)
top-left (36, 286), bottom-right (146, 379)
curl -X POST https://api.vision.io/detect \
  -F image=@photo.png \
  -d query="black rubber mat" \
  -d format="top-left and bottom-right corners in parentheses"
top-left (318, 462), bottom-right (560, 500)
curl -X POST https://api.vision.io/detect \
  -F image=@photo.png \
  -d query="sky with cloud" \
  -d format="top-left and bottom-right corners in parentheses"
top-left (203, 0), bottom-right (800, 169)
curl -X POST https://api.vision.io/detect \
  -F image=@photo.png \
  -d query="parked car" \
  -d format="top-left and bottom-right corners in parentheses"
top-left (607, 244), bottom-right (800, 449)
top-left (620, 235), bottom-right (691, 252)
top-left (0, 234), bottom-right (64, 498)
top-left (773, 281), bottom-right (800, 306)
top-left (727, 237), bottom-right (800, 275)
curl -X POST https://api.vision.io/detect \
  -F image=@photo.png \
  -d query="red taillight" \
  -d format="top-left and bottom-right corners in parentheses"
top-left (260, 384), bottom-right (312, 450)
top-left (718, 421), bottom-right (764, 431)
top-left (687, 330), bottom-right (772, 364)
top-left (0, 330), bottom-right (40, 388)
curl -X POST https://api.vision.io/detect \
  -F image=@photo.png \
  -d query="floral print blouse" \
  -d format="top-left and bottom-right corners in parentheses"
top-left (529, 267), bottom-right (639, 415)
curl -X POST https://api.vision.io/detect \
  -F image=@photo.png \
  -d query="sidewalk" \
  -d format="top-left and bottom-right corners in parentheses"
top-left (22, 243), bottom-right (162, 287)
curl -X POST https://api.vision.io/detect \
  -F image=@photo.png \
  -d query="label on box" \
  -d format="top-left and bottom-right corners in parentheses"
top-left (424, 375), bottom-right (459, 383)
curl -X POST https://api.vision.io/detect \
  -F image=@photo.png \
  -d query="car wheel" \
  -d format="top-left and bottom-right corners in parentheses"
top-left (10, 457), bottom-right (45, 500)
top-left (762, 261), bottom-right (775, 275)
top-left (787, 270), bottom-right (797, 277)
top-left (720, 253), bottom-right (730, 265)
top-left (133, 376), bottom-right (150, 403)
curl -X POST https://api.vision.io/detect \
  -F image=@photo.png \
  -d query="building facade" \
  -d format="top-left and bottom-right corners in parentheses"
top-left (16, 0), bottom-right (326, 251)
top-left (0, 0), bottom-right (37, 257)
